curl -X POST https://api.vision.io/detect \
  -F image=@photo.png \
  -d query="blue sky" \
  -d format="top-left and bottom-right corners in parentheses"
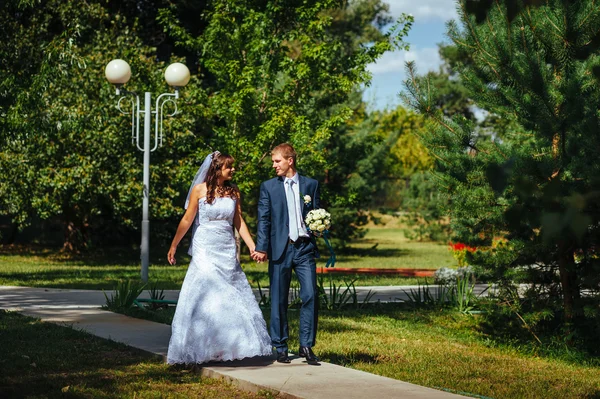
top-left (363, 0), bottom-right (459, 110)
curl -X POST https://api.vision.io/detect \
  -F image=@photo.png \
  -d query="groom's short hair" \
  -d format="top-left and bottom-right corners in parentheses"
top-left (272, 143), bottom-right (297, 165)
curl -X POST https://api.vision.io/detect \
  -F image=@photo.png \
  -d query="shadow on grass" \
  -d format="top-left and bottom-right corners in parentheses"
top-left (1, 242), bottom-right (412, 263)
top-left (321, 351), bottom-right (379, 366)
top-left (0, 310), bottom-right (161, 398)
top-left (0, 268), bottom-right (186, 290)
top-left (0, 244), bottom-right (182, 267)
top-left (335, 246), bottom-right (410, 258)
top-left (317, 317), bottom-right (369, 334)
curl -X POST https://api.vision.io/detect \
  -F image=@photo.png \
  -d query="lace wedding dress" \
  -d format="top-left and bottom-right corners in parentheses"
top-left (167, 197), bottom-right (272, 364)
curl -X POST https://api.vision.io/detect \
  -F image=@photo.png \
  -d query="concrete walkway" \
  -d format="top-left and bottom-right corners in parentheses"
top-left (0, 285), bottom-right (468, 398)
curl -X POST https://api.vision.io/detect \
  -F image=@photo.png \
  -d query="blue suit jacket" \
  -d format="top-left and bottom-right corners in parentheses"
top-left (256, 174), bottom-right (320, 262)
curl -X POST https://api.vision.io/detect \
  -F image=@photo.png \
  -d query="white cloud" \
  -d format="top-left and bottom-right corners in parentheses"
top-left (367, 46), bottom-right (441, 75)
top-left (386, 0), bottom-right (459, 22)
top-left (363, 46), bottom-right (443, 110)
top-left (361, 1), bottom-right (457, 109)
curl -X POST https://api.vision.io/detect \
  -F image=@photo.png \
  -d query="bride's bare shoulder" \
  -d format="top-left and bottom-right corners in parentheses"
top-left (192, 183), bottom-right (207, 199)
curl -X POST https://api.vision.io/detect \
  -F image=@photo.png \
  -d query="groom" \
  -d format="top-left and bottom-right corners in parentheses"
top-left (254, 143), bottom-right (321, 365)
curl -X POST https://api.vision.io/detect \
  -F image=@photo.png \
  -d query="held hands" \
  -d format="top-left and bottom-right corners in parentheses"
top-left (251, 249), bottom-right (267, 263)
top-left (171, 244), bottom-right (265, 264)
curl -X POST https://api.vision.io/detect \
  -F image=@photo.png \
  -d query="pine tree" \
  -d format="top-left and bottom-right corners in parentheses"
top-left (404, 0), bottom-right (600, 334)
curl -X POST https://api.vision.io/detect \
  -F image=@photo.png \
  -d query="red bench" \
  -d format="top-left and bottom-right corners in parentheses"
top-left (316, 268), bottom-right (435, 277)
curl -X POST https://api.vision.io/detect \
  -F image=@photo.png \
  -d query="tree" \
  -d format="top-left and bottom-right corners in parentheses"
top-left (0, 1), bottom-right (163, 250)
top-left (404, 0), bottom-right (600, 335)
top-left (155, 0), bottom-right (413, 246)
top-left (401, 171), bottom-right (450, 241)
top-left (0, 0), bottom-right (413, 250)
top-left (422, 44), bottom-right (476, 121)
top-left (312, 99), bottom-right (433, 244)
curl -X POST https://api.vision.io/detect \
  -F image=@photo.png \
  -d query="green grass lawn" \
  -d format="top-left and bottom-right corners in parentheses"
top-left (316, 307), bottom-right (600, 399)
top-left (0, 310), bottom-right (271, 398)
top-left (116, 304), bottom-right (600, 399)
top-left (3, 228), bottom-right (599, 399)
top-left (0, 228), bottom-right (454, 289)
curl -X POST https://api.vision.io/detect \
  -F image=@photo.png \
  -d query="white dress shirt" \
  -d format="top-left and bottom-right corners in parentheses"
top-left (285, 173), bottom-right (309, 239)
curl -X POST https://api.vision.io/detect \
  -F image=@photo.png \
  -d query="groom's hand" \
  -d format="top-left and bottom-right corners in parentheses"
top-left (253, 251), bottom-right (267, 263)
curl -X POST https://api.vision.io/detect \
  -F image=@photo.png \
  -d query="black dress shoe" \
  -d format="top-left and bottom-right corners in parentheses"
top-left (276, 350), bottom-right (291, 363)
top-left (298, 346), bottom-right (320, 365)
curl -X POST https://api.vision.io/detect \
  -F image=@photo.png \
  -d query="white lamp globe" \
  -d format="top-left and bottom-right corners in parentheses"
top-left (164, 63), bottom-right (190, 87)
top-left (105, 59), bottom-right (131, 85)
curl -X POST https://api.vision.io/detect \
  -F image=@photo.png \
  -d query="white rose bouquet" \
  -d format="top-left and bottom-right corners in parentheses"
top-left (304, 208), bottom-right (335, 267)
top-left (305, 208), bottom-right (331, 237)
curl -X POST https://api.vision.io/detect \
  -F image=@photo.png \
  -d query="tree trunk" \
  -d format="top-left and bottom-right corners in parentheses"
top-left (557, 241), bottom-right (580, 324)
top-left (6, 222), bottom-right (18, 244)
top-left (61, 207), bottom-right (88, 253)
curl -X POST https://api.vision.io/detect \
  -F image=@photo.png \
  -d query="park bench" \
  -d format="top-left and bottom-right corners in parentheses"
top-left (317, 267), bottom-right (435, 277)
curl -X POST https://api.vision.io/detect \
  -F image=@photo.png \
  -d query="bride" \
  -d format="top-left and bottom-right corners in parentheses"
top-left (166, 151), bottom-right (272, 364)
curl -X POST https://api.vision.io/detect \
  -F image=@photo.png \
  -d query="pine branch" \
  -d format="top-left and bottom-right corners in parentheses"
top-left (533, 151), bottom-right (550, 158)
top-left (542, 6), bottom-right (563, 39)
top-left (495, 0), bottom-right (512, 51)
top-left (459, 1), bottom-right (499, 63)
top-left (429, 171), bottom-right (451, 191)
top-left (492, 139), bottom-right (508, 160)
top-left (519, 17), bottom-right (529, 53)
top-left (577, 2), bottom-right (598, 29)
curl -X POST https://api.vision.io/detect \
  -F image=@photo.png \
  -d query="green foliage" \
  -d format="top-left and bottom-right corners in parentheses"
top-left (0, 0), bottom-right (178, 250)
top-left (103, 279), bottom-right (146, 310)
top-left (405, 271), bottom-right (478, 314)
top-left (405, 279), bottom-right (452, 308)
top-left (0, 0), bottom-right (413, 250)
top-left (401, 172), bottom-right (451, 241)
top-left (148, 281), bottom-right (165, 302)
top-left (255, 273), bottom-right (376, 311)
top-left (145, 280), bottom-right (167, 310)
top-left (317, 274), bottom-right (375, 310)
top-left (421, 44), bottom-right (476, 121)
top-left (256, 279), bottom-right (271, 308)
top-left (455, 273), bottom-right (477, 314)
top-left (404, 0), bottom-right (600, 338)
top-left (318, 274), bottom-right (353, 310)
top-left (324, 104), bottom-right (430, 228)
top-left (478, 283), bottom-right (600, 357)
top-left (158, 0), bottom-right (413, 198)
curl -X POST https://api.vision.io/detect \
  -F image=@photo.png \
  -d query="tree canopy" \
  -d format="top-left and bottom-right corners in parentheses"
top-left (0, 0), bottom-right (413, 250)
top-left (405, 0), bottom-right (600, 338)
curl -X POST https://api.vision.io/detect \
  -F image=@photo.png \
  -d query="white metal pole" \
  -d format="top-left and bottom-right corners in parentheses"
top-left (140, 91), bottom-right (151, 282)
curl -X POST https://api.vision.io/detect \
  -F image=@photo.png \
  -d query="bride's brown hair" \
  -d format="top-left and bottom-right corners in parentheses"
top-left (205, 153), bottom-right (239, 204)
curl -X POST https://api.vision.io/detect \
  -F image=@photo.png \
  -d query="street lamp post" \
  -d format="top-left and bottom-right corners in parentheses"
top-left (105, 59), bottom-right (190, 282)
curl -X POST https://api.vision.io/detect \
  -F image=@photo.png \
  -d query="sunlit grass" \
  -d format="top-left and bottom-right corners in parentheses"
top-left (327, 228), bottom-right (454, 269)
top-left (310, 308), bottom-right (600, 399)
top-left (119, 305), bottom-right (600, 399)
top-left (0, 228), bottom-right (454, 289)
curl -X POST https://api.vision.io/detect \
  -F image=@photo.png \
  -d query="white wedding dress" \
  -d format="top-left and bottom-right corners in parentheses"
top-left (167, 197), bottom-right (272, 364)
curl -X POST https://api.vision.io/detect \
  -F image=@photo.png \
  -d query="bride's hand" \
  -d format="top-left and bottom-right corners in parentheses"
top-left (252, 250), bottom-right (267, 263)
top-left (167, 247), bottom-right (177, 265)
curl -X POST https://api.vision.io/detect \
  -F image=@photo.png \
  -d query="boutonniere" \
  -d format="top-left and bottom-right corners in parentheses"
top-left (301, 194), bottom-right (312, 206)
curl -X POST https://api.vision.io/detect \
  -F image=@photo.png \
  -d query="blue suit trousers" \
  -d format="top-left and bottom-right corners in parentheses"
top-left (269, 240), bottom-right (318, 351)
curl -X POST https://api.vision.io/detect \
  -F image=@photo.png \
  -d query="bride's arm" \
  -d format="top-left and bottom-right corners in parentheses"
top-left (167, 184), bottom-right (206, 265)
top-left (233, 197), bottom-right (256, 253)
